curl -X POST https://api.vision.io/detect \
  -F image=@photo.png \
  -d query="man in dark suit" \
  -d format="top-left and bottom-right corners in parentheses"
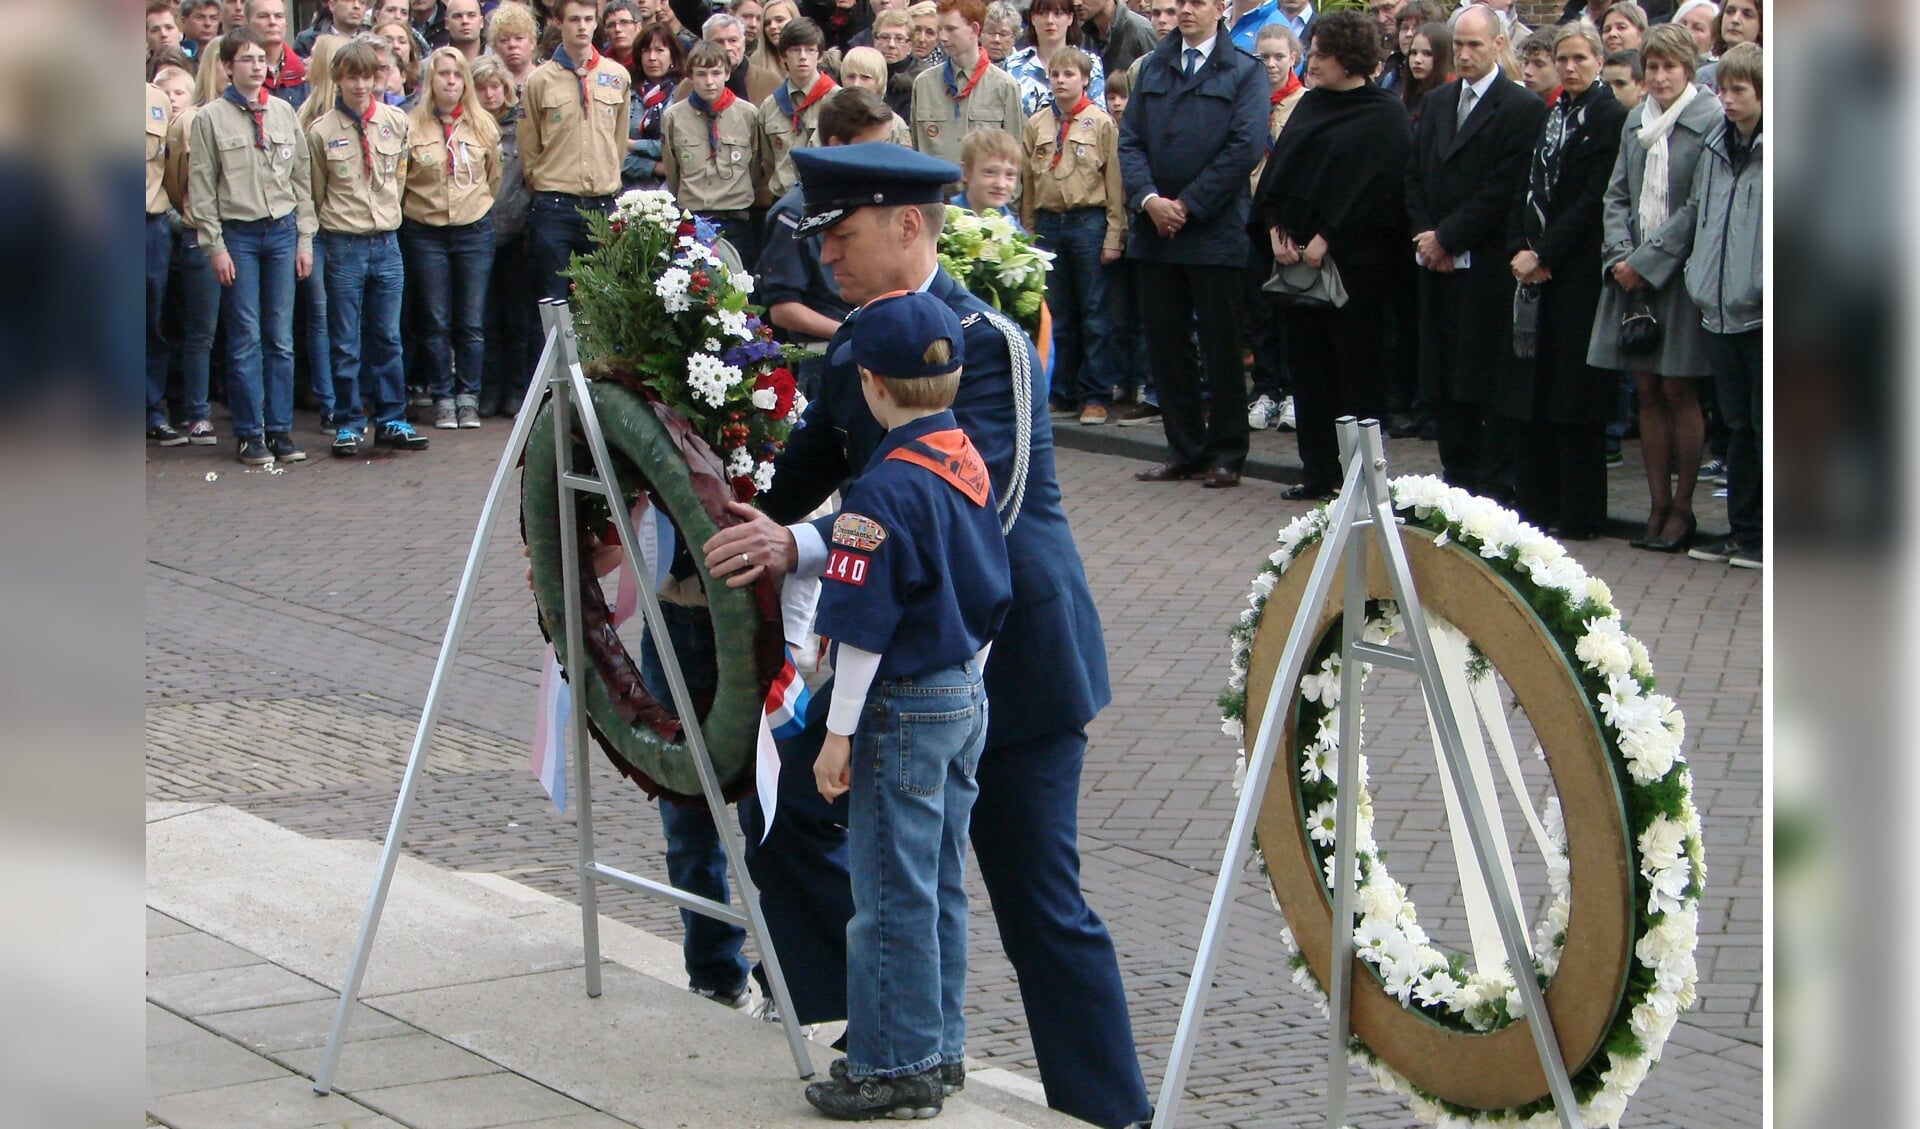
top-left (1118, 0), bottom-right (1267, 488)
top-left (1404, 3), bottom-right (1546, 493)
top-left (702, 143), bottom-right (1152, 1129)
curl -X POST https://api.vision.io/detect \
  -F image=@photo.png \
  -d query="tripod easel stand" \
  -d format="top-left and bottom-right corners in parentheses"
top-left (313, 299), bottom-right (814, 1095)
top-left (1151, 418), bottom-right (1580, 1129)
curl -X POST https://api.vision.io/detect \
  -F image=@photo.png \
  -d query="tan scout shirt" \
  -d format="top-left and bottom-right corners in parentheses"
top-left (910, 59), bottom-right (1023, 167)
top-left (520, 53), bottom-right (630, 196)
top-left (164, 106), bottom-right (200, 228)
top-left (659, 98), bottom-right (761, 213)
top-left (403, 110), bottom-right (502, 227)
top-left (308, 102), bottom-right (410, 234)
top-left (187, 91), bottom-right (317, 257)
top-left (755, 77), bottom-right (835, 201)
top-left (1021, 102), bottom-right (1126, 255)
top-left (146, 85), bottom-right (170, 215)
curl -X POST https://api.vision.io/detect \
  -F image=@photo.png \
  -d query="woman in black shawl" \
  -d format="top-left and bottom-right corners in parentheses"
top-left (1256, 9), bottom-right (1412, 499)
top-left (1499, 21), bottom-right (1627, 539)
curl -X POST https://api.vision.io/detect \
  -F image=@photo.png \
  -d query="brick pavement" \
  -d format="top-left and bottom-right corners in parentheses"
top-left (145, 410), bottom-right (1761, 1128)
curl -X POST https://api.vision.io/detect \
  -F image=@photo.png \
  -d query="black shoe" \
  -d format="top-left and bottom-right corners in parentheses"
top-left (1687, 536), bottom-right (1737, 563)
top-left (235, 436), bottom-right (273, 466)
top-left (1729, 542), bottom-right (1762, 569)
top-left (1282, 483), bottom-right (1335, 501)
top-left (1114, 401), bottom-right (1162, 427)
top-left (832, 1058), bottom-right (965, 1097)
top-left (1643, 515), bottom-right (1696, 553)
top-left (331, 427), bottom-right (365, 457)
top-left (374, 420), bottom-right (430, 451)
top-left (805, 1068), bottom-right (942, 1121)
top-left (148, 421), bottom-right (189, 447)
top-left (1135, 462), bottom-right (1205, 482)
top-left (265, 432), bottom-right (306, 463)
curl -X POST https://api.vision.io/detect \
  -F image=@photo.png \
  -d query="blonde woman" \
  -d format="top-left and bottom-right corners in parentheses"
top-left (838, 46), bottom-right (914, 143)
top-left (297, 34), bottom-right (350, 129)
top-left (472, 56), bottom-right (538, 416)
top-left (758, 0), bottom-right (800, 79)
top-left (374, 18), bottom-right (420, 104)
top-left (398, 48), bottom-right (502, 429)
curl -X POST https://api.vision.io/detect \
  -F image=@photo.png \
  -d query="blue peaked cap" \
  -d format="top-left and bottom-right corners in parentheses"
top-left (792, 143), bottom-right (963, 238)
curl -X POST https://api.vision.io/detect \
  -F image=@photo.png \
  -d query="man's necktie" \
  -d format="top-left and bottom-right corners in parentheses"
top-left (1456, 84), bottom-right (1477, 129)
top-left (1183, 47), bottom-right (1200, 78)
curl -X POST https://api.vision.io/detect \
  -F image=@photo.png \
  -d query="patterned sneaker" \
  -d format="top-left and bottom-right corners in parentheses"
top-left (805, 1067), bottom-right (943, 1121)
top-left (265, 432), bottom-right (307, 462)
top-left (184, 420), bottom-right (217, 446)
top-left (375, 420), bottom-right (430, 451)
top-left (456, 394), bottom-right (482, 428)
top-left (831, 1059), bottom-right (964, 1097)
top-left (332, 427), bottom-right (365, 457)
top-left (433, 398), bottom-right (458, 429)
top-left (689, 983), bottom-right (750, 1010)
top-left (148, 421), bottom-right (188, 447)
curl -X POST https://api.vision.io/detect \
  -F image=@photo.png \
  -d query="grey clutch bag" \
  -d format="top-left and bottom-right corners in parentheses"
top-left (1263, 255), bottom-right (1349, 309)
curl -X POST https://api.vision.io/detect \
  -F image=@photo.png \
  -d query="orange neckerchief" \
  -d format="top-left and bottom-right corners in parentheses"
top-left (885, 430), bottom-right (990, 507)
top-left (436, 102), bottom-right (462, 174)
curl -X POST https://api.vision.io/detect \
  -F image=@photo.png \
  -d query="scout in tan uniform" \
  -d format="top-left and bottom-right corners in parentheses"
top-left (754, 18), bottom-right (836, 201)
top-left (147, 80), bottom-right (185, 445)
top-left (660, 42), bottom-right (765, 262)
top-left (307, 39), bottom-right (426, 455)
top-left (909, 0), bottom-right (1023, 167)
top-left (1020, 48), bottom-right (1124, 424)
top-left (520, 0), bottom-right (631, 301)
top-left (186, 28), bottom-right (318, 466)
top-left (163, 80), bottom-right (228, 449)
top-left (401, 47), bottom-right (502, 430)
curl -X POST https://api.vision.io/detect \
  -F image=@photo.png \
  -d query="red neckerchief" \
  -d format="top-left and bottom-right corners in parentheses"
top-left (642, 81), bottom-right (670, 109)
top-left (1547, 84), bottom-right (1564, 105)
top-left (949, 47), bottom-right (990, 104)
top-left (788, 73), bottom-right (837, 132)
top-left (337, 95), bottom-right (377, 179)
top-left (555, 43), bottom-right (603, 109)
top-left (1270, 71), bottom-right (1301, 105)
top-left (436, 102), bottom-right (462, 174)
top-left (1050, 94), bottom-right (1091, 168)
top-left (265, 44), bottom-right (307, 90)
top-left (689, 87), bottom-right (738, 157)
top-left (223, 84), bottom-right (271, 149)
top-left (884, 430), bottom-right (990, 506)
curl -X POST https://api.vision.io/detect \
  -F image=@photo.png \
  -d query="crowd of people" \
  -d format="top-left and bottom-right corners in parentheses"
top-left (144, 0), bottom-right (1764, 565)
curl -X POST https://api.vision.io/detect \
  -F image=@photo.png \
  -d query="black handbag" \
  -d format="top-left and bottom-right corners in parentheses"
top-left (1618, 291), bottom-right (1662, 357)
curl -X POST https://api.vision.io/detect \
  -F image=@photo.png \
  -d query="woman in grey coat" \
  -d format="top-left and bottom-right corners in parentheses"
top-left (1587, 23), bottom-right (1721, 552)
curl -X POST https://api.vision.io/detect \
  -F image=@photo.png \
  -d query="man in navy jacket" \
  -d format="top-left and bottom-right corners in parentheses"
top-left (703, 142), bottom-right (1151, 1129)
top-left (1118, 0), bottom-right (1266, 488)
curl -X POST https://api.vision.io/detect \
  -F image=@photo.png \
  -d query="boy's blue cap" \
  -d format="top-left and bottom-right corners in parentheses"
top-left (834, 291), bottom-right (966, 378)
top-left (792, 143), bottom-right (963, 237)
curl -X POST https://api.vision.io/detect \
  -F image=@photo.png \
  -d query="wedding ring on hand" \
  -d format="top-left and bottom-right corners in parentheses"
top-left (741, 552), bottom-right (751, 568)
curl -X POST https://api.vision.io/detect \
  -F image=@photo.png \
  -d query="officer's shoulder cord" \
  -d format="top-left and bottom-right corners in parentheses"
top-left (963, 308), bottom-right (1032, 536)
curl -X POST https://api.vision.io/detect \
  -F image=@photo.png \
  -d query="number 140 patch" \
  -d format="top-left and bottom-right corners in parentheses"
top-left (824, 549), bottom-right (868, 586)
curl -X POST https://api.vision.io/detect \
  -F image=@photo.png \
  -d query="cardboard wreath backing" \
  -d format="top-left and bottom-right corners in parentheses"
top-left (522, 380), bottom-right (783, 800)
top-left (1246, 535), bottom-right (1635, 1111)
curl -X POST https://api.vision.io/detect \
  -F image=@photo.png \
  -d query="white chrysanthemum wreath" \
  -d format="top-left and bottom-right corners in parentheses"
top-left (1218, 476), bottom-right (1706, 1129)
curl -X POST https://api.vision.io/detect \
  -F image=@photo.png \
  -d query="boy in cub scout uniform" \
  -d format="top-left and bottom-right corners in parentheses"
top-left (519, 0), bottom-right (630, 301)
top-left (147, 81), bottom-right (184, 447)
top-left (1020, 46), bottom-right (1124, 425)
top-left (755, 17), bottom-right (836, 202)
top-left (307, 39), bottom-right (426, 455)
top-left (660, 41), bottom-right (765, 265)
top-left (803, 289), bottom-right (1010, 1121)
top-left (909, 0), bottom-right (1022, 167)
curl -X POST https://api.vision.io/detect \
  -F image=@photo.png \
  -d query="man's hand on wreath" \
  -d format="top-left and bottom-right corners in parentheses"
top-left (703, 501), bottom-right (797, 588)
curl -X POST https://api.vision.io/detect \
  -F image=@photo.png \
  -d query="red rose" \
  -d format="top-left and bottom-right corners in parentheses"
top-left (755, 367), bottom-right (797, 418)
top-left (729, 475), bottom-right (756, 502)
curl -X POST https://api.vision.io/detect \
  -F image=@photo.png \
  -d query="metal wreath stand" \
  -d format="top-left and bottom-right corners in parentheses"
top-left (1152, 418), bottom-right (1580, 1129)
top-left (313, 299), bottom-right (815, 1095)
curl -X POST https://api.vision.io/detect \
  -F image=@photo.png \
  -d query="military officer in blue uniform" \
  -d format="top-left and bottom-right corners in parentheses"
top-left (703, 143), bottom-right (1151, 1129)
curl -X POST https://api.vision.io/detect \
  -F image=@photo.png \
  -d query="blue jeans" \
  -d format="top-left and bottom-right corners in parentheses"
top-left (528, 192), bottom-right (614, 303)
top-left (299, 239), bottom-right (332, 418)
top-left (845, 659), bottom-right (987, 1079)
top-left (1033, 208), bottom-right (1113, 408)
top-left (219, 213), bottom-right (298, 437)
top-left (401, 216), bottom-right (495, 401)
top-left (172, 230), bottom-right (222, 423)
top-left (638, 603), bottom-right (750, 995)
top-left (321, 229), bottom-right (406, 432)
top-left (146, 213), bottom-right (173, 427)
top-left (484, 232), bottom-right (541, 412)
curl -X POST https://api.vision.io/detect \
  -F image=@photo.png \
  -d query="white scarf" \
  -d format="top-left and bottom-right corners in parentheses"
top-left (1636, 80), bottom-right (1700, 238)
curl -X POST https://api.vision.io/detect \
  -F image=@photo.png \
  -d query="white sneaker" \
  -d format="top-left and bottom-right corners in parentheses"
top-left (1247, 395), bottom-right (1279, 430)
top-left (1277, 395), bottom-right (1296, 431)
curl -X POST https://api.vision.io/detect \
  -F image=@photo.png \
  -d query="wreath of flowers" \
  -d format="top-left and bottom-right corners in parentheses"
top-left (1218, 477), bottom-right (1706, 1129)
top-left (564, 188), bottom-right (807, 501)
top-left (935, 205), bottom-right (1054, 338)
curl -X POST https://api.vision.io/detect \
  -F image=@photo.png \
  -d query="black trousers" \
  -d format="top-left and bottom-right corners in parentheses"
top-left (1706, 327), bottom-right (1762, 545)
top-left (1513, 418), bottom-right (1607, 536)
top-left (1141, 260), bottom-right (1248, 473)
top-left (1285, 265), bottom-right (1392, 490)
top-left (1241, 243), bottom-right (1289, 401)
